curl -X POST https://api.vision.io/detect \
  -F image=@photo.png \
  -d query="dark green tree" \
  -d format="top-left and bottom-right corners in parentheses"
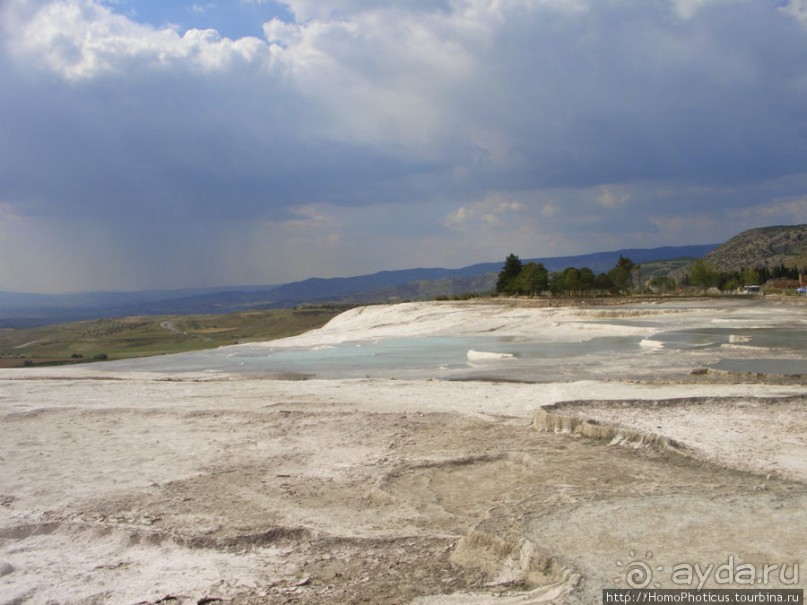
top-left (579, 267), bottom-right (595, 293)
top-left (606, 256), bottom-right (636, 293)
top-left (548, 271), bottom-right (564, 295)
top-left (563, 267), bottom-right (582, 295)
top-left (594, 272), bottom-right (615, 294)
top-left (517, 262), bottom-right (549, 296)
top-left (689, 259), bottom-right (720, 292)
top-left (649, 276), bottom-right (676, 293)
top-left (608, 265), bottom-right (632, 293)
top-left (740, 268), bottom-right (760, 287)
top-left (617, 255), bottom-right (635, 272)
top-left (496, 253), bottom-right (524, 294)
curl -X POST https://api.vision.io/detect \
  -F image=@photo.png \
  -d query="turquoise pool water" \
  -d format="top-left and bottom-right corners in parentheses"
top-left (103, 328), bottom-right (806, 380)
top-left (102, 305), bottom-right (807, 381)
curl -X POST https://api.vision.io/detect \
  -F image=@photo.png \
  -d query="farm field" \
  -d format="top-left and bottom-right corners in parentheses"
top-left (0, 306), bottom-right (347, 368)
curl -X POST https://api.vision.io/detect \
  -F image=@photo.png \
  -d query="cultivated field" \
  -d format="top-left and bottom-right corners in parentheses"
top-left (0, 306), bottom-right (347, 368)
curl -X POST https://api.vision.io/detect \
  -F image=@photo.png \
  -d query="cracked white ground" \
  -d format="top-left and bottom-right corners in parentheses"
top-left (1, 298), bottom-right (805, 604)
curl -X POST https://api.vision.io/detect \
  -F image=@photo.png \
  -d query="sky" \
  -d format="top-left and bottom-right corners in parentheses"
top-left (1, 0), bottom-right (807, 293)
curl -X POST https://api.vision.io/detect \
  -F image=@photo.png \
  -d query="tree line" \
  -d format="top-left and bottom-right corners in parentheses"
top-left (684, 260), bottom-right (805, 291)
top-left (496, 253), bottom-right (806, 297)
top-left (495, 254), bottom-right (639, 296)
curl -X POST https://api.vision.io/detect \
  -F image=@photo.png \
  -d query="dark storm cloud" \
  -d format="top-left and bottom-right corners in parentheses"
top-left (0, 46), bottom-right (437, 221)
top-left (450, 1), bottom-right (807, 189)
top-left (1, 0), bottom-right (807, 291)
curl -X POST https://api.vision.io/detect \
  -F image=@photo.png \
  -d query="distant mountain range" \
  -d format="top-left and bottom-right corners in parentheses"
top-left (5, 224), bottom-right (806, 328)
top-left (0, 244), bottom-right (716, 327)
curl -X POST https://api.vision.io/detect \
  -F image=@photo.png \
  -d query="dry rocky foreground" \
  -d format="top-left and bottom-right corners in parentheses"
top-left (0, 299), bottom-right (805, 604)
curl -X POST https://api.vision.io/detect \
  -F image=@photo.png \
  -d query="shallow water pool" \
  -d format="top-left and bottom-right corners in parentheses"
top-left (102, 301), bottom-right (807, 381)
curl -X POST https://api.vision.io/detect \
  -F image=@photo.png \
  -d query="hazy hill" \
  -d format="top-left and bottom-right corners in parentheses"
top-left (330, 245), bottom-right (717, 303)
top-left (94, 243), bottom-right (715, 308)
top-left (703, 224), bottom-right (807, 272)
top-left (0, 244), bottom-right (715, 326)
